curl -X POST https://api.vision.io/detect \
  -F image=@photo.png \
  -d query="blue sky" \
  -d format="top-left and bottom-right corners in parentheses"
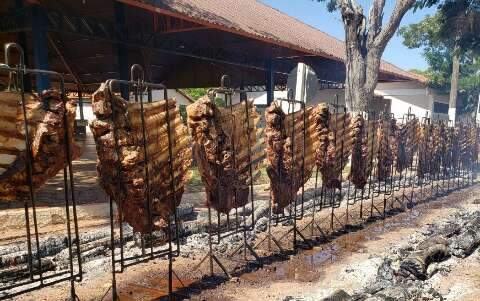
top-left (260, 0), bottom-right (437, 71)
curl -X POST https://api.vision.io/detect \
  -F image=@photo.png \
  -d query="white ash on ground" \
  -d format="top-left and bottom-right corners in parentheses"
top-left (288, 210), bottom-right (480, 301)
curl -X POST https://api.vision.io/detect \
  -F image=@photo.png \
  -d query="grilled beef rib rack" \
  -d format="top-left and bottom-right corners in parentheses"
top-left (375, 117), bottom-right (396, 181)
top-left (0, 90), bottom-right (81, 200)
top-left (187, 96), bottom-right (261, 214)
top-left (265, 101), bottom-right (318, 213)
top-left (90, 83), bottom-right (191, 234)
top-left (313, 104), bottom-right (352, 190)
top-left (348, 114), bottom-right (376, 190)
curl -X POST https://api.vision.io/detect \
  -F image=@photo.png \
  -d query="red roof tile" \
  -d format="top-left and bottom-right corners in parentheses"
top-left (124, 0), bottom-right (428, 83)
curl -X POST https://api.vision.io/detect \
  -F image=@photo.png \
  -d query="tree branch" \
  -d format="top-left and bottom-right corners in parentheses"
top-left (338, 0), bottom-right (366, 53)
top-left (375, 0), bottom-right (416, 49)
top-left (367, 0), bottom-right (385, 48)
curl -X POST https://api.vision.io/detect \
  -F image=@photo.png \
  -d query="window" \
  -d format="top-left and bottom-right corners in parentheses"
top-left (433, 102), bottom-right (449, 114)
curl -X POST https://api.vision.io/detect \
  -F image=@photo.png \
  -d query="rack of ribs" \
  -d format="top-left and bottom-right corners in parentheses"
top-left (265, 101), bottom-right (318, 213)
top-left (187, 96), bottom-right (261, 214)
top-left (90, 83), bottom-right (191, 234)
top-left (314, 104), bottom-right (352, 189)
top-left (0, 90), bottom-right (80, 201)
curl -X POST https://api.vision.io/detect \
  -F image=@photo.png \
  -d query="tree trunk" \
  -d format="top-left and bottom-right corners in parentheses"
top-left (339, 0), bottom-right (415, 113)
top-left (449, 49), bottom-right (460, 124)
top-left (344, 43), bottom-right (371, 112)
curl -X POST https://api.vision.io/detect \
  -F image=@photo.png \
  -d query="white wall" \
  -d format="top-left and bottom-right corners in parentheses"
top-left (376, 81), bottom-right (449, 120)
top-left (311, 89), bottom-right (346, 106)
top-left (129, 89), bottom-right (193, 106)
top-left (376, 81), bottom-right (430, 118)
top-left (216, 90), bottom-right (288, 106)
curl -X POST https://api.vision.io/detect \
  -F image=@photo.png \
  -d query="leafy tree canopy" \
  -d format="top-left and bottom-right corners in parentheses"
top-left (399, 0), bottom-right (479, 113)
top-left (181, 88), bottom-right (225, 107)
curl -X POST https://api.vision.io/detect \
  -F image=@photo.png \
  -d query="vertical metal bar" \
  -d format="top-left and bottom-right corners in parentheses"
top-left (106, 80), bottom-right (126, 272)
top-left (58, 77), bottom-right (78, 300)
top-left (290, 100), bottom-right (297, 250)
top-left (164, 89), bottom-right (180, 255)
top-left (244, 94), bottom-right (256, 230)
top-left (369, 112), bottom-right (377, 219)
top-left (18, 67), bottom-right (44, 282)
top-left (227, 90), bottom-right (240, 237)
top-left (17, 67), bottom-right (34, 281)
top-left (138, 83), bottom-right (155, 258)
top-left (330, 98), bottom-right (339, 231)
top-left (300, 101), bottom-right (306, 218)
top-left (168, 215), bottom-right (173, 298)
top-left (382, 115), bottom-right (389, 217)
top-left (311, 166), bottom-right (319, 236)
top-left (338, 106), bottom-right (346, 225)
top-left (109, 197), bottom-right (118, 301)
top-left (268, 192), bottom-right (272, 251)
top-left (208, 207), bottom-right (214, 276)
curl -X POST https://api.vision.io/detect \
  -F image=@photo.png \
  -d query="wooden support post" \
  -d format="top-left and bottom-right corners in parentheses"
top-left (15, 0), bottom-right (32, 91)
top-left (114, 2), bottom-right (129, 99)
top-left (266, 59), bottom-right (274, 106)
top-left (78, 86), bottom-right (84, 120)
top-left (31, 4), bottom-right (50, 92)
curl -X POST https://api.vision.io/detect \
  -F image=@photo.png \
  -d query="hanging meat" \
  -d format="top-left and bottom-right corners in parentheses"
top-left (417, 123), bottom-right (434, 179)
top-left (0, 90), bottom-right (81, 200)
top-left (459, 124), bottom-right (478, 169)
top-left (389, 117), bottom-right (398, 170)
top-left (265, 101), bottom-right (318, 213)
top-left (348, 114), bottom-right (370, 190)
top-left (395, 122), bottom-right (408, 173)
top-left (90, 83), bottom-right (191, 234)
top-left (313, 104), bottom-right (334, 187)
top-left (430, 123), bottom-right (443, 176)
top-left (187, 96), bottom-right (261, 214)
top-left (375, 117), bottom-right (396, 181)
top-left (438, 121), bottom-right (451, 175)
top-left (313, 104), bottom-right (352, 189)
top-left (451, 126), bottom-right (461, 170)
top-left (405, 118), bottom-right (420, 168)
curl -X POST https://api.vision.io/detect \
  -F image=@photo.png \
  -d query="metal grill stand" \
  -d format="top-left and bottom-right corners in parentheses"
top-left (105, 65), bottom-right (181, 301)
top-left (0, 42), bottom-right (82, 301)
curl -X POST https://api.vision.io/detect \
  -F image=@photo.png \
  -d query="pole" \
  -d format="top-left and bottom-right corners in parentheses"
top-left (266, 59), bottom-right (274, 106)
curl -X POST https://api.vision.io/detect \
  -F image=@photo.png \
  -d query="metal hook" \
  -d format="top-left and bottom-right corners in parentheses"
top-left (130, 64), bottom-right (145, 85)
top-left (207, 88), bottom-right (216, 102)
top-left (3, 43), bottom-right (26, 91)
top-left (4, 43), bottom-right (25, 69)
top-left (220, 75), bottom-right (230, 89)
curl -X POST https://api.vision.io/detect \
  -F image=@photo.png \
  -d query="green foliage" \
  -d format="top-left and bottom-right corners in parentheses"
top-left (316, 0), bottom-right (443, 12)
top-left (400, 6), bottom-right (480, 113)
top-left (181, 88), bottom-right (209, 100)
top-left (181, 88), bottom-right (226, 107)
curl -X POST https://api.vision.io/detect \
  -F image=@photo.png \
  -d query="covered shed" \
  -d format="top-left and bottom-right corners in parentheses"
top-left (0, 0), bottom-right (424, 97)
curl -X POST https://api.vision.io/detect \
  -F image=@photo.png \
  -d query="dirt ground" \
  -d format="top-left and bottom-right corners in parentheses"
top-left (7, 181), bottom-right (479, 301)
top-left (188, 186), bottom-right (480, 301)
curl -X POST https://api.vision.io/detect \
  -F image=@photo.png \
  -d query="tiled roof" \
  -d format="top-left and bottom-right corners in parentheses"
top-left (125, 0), bottom-right (428, 83)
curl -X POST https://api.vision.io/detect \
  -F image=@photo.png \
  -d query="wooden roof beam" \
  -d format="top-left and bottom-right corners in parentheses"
top-left (47, 33), bottom-right (84, 89)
